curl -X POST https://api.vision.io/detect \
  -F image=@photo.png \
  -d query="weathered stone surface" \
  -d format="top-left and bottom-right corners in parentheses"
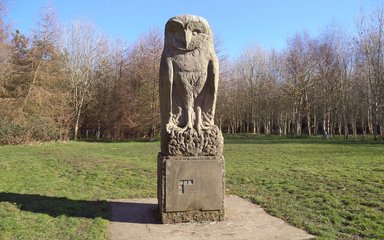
top-left (161, 209), bottom-right (224, 224)
top-left (164, 156), bottom-right (224, 212)
top-left (158, 14), bottom-right (225, 224)
top-left (159, 14), bottom-right (223, 156)
top-left (158, 154), bottom-right (225, 223)
top-left (167, 126), bottom-right (223, 156)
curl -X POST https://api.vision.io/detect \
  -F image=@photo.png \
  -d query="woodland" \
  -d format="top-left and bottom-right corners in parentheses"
top-left (1, 3), bottom-right (384, 144)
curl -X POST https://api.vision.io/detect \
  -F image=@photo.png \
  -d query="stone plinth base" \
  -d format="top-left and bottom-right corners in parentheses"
top-left (157, 154), bottom-right (225, 223)
top-left (161, 209), bottom-right (224, 224)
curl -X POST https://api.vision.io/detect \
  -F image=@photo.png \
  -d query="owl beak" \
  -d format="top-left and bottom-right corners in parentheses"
top-left (184, 30), bottom-right (192, 49)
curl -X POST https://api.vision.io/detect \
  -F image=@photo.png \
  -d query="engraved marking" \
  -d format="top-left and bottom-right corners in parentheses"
top-left (179, 179), bottom-right (194, 194)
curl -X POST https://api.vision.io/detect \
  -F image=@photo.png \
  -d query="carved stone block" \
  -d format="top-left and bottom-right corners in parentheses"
top-left (158, 154), bottom-right (224, 223)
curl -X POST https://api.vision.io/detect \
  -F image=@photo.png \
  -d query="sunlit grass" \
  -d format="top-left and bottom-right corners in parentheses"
top-left (225, 134), bottom-right (384, 239)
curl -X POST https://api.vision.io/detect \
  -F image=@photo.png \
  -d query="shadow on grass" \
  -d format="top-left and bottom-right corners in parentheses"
top-left (0, 192), bottom-right (160, 224)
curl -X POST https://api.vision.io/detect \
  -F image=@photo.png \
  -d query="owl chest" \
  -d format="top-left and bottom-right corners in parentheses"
top-left (172, 53), bottom-right (209, 90)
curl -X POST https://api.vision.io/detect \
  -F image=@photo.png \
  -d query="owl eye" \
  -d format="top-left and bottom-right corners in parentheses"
top-left (167, 21), bottom-right (183, 33)
top-left (192, 29), bottom-right (201, 36)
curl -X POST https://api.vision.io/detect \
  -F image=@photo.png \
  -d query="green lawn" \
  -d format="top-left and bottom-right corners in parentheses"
top-left (0, 135), bottom-right (383, 239)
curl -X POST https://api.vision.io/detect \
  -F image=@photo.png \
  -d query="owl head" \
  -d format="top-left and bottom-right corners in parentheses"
top-left (164, 15), bottom-right (214, 53)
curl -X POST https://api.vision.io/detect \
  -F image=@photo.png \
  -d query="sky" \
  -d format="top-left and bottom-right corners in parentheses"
top-left (5, 0), bottom-right (384, 58)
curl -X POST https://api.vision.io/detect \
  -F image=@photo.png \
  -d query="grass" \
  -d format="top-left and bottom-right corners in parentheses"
top-left (0, 141), bottom-right (158, 240)
top-left (0, 135), bottom-right (383, 239)
top-left (224, 135), bottom-right (384, 239)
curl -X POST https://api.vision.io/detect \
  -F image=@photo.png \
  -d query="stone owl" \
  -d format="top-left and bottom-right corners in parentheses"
top-left (159, 15), bottom-right (222, 156)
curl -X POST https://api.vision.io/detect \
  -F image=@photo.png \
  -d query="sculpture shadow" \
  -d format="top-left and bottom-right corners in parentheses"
top-left (0, 192), bottom-right (160, 224)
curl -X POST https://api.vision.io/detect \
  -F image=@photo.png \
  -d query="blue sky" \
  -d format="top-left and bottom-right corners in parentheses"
top-left (5, 0), bottom-right (384, 58)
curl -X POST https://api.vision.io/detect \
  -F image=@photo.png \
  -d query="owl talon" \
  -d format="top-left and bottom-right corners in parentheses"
top-left (180, 125), bottom-right (193, 132)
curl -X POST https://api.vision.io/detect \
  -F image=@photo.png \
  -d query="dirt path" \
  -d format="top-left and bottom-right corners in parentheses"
top-left (109, 195), bottom-right (314, 240)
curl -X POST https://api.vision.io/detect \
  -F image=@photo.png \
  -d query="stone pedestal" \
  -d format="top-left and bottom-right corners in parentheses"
top-left (157, 154), bottom-right (225, 223)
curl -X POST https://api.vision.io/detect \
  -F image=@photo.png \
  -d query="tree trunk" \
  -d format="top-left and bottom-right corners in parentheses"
top-left (74, 121), bottom-right (79, 141)
top-left (344, 124), bottom-right (348, 139)
top-left (307, 109), bottom-right (311, 136)
top-left (371, 100), bottom-right (379, 140)
top-left (362, 113), bottom-right (366, 140)
top-left (313, 111), bottom-right (317, 135)
top-left (327, 109), bottom-right (331, 136)
top-left (322, 106), bottom-right (328, 138)
top-left (343, 102), bottom-right (348, 139)
top-left (368, 108), bottom-right (373, 135)
top-left (296, 113), bottom-right (301, 135)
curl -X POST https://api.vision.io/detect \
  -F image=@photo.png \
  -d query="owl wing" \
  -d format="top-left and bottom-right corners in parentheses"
top-left (208, 55), bottom-right (219, 123)
top-left (159, 56), bottom-right (173, 128)
top-left (200, 55), bottom-right (219, 125)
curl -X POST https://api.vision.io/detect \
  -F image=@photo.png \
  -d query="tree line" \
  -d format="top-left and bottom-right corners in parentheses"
top-left (0, 2), bottom-right (383, 144)
top-left (218, 10), bottom-right (384, 140)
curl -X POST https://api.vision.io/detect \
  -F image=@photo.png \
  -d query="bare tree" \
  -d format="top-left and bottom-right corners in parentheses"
top-left (62, 20), bottom-right (107, 140)
top-left (282, 32), bottom-right (316, 135)
top-left (356, 7), bottom-right (384, 139)
top-left (0, 0), bottom-right (10, 97)
top-left (239, 45), bottom-right (268, 134)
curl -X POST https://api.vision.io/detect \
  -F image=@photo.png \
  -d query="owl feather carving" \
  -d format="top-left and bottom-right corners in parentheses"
top-left (160, 15), bottom-right (221, 156)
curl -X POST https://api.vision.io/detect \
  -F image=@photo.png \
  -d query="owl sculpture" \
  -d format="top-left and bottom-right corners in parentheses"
top-left (160, 15), bottom-right (223, 156)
